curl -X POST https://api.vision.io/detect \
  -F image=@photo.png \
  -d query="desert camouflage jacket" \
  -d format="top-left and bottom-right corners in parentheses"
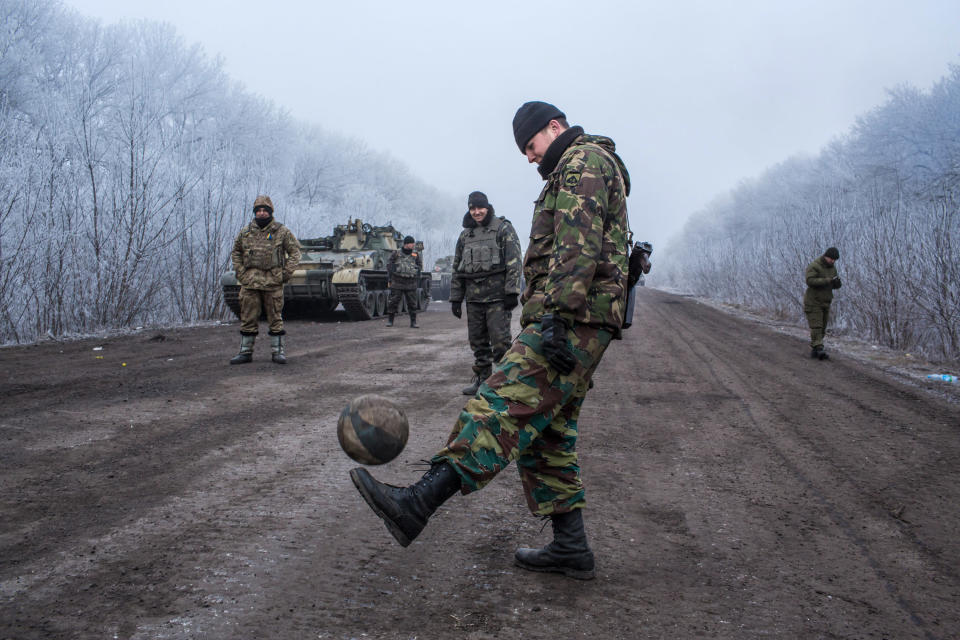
top-left (231, 219), bottom-right (301, 290)
top-left (520, 132), bottom-right (631, 337)
top-left (450, 214), bottom-right (522, 303)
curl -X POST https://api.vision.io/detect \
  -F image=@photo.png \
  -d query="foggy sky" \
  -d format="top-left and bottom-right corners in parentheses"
top-left (63, 0), bottom-right (960, 247)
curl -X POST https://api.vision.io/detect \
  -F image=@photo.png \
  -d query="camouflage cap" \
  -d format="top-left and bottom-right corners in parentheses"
top-left (252, 194), bottom-right (274, 214)
top-left (512, 101), bottom-right (565, 152)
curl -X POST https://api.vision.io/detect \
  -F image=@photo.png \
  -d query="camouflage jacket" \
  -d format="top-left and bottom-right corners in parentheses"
top-left (387, 249), bottom-right (422, 290)
top-left (231, 219), bottom-right (301, 290)
top-left (804, 257), bottom-right (838, 306)
top-left (520, 132), bottom-right (631, 337)
top-left (450, 214), bottom-right (522, 303)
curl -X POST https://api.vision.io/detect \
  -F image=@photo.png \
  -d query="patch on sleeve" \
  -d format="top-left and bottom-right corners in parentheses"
top-left (563, 172), bottom-right (582, 188)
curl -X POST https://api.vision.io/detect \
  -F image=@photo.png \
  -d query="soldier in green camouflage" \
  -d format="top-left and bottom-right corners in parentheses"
top-left (386, 235), bottom-right (423, 328)
top-left (229, 195), bottom-right (301, 365)
top-left (350, 102), bottom-right (630, 580)
top-left (450, 191), bottom-right (523, 394)
top-left (804, 247), bottom-right (841, 360)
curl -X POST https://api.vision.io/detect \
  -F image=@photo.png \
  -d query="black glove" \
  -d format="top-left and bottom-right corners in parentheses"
top-left (503, 293), bottom-right (519, 311)
top-left (451, 301), bottom-right (462, 318)
top-left (540, 314), bottom-right (577, 375)
top-left (831, 276), bottom-right (842, 289)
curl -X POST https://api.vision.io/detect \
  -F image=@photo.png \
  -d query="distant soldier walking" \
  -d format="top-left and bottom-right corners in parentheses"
top-left (804, 247), bottom-right (842, 360)
top-left (350, 101), bottom-right (631, 580)
top-left (386, 235), bottom-right (423, 328)
top-left (229, 195), bottom-right (301, 365)
top-left (450, 191), bottom-right (522, 394)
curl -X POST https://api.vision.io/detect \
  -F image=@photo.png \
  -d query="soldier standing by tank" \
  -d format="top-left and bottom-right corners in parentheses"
top-left (450, 191), bottom-right (523, 395)
top-left (804, 247), bottom-right (842, 360)
top-left (386, 235), bottom-right (423, 328)
top-left (229, 195), bottom-right (301, 365)
top-left (350, 101), bottom-right (630, 580)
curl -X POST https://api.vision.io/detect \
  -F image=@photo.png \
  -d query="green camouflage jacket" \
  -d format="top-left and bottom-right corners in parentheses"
top-left (231, 219), bottom-right (301, 290)
top-left (520, 133), bottom-right (631, 337)
top-left (804, 256), bottom-right (838, 306)
top-left (450, 214), bottom-right (522, 303)
top-left (387, 249), bottom-right (423, 290)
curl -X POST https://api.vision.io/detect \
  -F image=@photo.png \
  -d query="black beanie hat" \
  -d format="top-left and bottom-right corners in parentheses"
top-left (824, 247), bottom-right (840, 260)
top-left (403, 235), bottom-right (415, 244)
top-left (512, 101), bottom-right (565, 152)
top-left (467, 191), bottom-right (490, 209)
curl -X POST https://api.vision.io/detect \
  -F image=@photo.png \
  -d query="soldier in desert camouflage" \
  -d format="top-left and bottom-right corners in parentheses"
top-left (450, 191), bottom-right (522, 394)
top-left (229, 195), bottom-right (300, 365)
top-left (350, 102), bottom-right (631, 580)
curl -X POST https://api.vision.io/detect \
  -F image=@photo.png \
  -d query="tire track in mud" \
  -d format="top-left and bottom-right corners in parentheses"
top-left (643, 291), bottom-right (956, 640)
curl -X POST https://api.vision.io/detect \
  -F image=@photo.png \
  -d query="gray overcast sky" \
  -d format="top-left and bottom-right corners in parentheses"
top-left (64, 0), bottom-right (960, 246)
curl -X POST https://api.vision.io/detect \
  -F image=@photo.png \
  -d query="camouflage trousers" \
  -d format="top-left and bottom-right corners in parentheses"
top-left (239, 286), bottom-right (285, 335)
top-left (387, 287), bottom-right (418, 314)
top-left (432, 322), bottom-right (613, 516)
top-left (466, 301), bottom-right (512, 375)
top-left (804, 302), bottom-right (831, 349)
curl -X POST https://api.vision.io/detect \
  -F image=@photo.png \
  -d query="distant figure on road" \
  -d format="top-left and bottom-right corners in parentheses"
top-left (386, 235), bottom-right (423, 328)
top-left (350, 101), bottom-right (631, 580)
top-left (449, 190), bottom-right (522, 395)
top-left (804, 247), bottom-right (842, 360)
top-left (229, 195), bottom-right (300, 365)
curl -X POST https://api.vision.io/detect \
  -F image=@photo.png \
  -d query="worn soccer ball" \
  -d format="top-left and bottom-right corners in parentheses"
top-left (337, 394), bottom-right (409, 465)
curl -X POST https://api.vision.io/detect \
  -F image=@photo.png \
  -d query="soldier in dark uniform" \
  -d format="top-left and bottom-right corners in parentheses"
top-left (229, 195), bottom-right (300, 364)
top-left (450, 191), bottom-right (523, 394)
top-left (350, 102), bottom-right (630, 580)
top-left (386, 235), bottom-right (423, 328)
top-left (804, 247), bottom-right (841, 359)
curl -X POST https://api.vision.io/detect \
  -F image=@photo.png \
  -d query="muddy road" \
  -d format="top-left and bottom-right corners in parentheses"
top-left (2, 287), bottom-right (959, 640)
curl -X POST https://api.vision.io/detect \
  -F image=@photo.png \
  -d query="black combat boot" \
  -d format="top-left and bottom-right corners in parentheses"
top-left (514, 509), bottom-right (596, 580)
top-left (461, 367), bottom-right (491, 395)
top-left (810, 346), bottom-right (822, 359)
top-left (818, 349), bottom-right (830, 360)
top-left (386, 314), bottom-right (394, 327)
top-left (350, 463), bottom-right (461, 547)
top-left (229, 334), bottom-right (255, 364)
top-left (270, 333), bottom-right (287, 364)
top-left (409, 313), bottom-right (418, 328)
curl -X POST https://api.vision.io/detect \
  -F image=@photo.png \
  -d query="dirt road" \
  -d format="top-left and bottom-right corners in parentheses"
top-left (2, 287), bottom-right (959, 640)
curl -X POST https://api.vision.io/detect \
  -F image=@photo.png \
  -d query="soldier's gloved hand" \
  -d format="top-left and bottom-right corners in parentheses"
top-left (503, 293), bottom-right (519, 311)
top-left (540, 314), bottom-right (577, 376)
top-left (831, 276), bottom-right (842, 289)
top-left (451, 301), bottom-right (462, 319)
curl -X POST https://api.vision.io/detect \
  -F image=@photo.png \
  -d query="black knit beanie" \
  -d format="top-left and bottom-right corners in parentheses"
top-left (824, 247), bottom-right (840, 260)
top-left (512, 101), bottom-right (565, 151)
top-left (468, 191), bottom-right (490, 209)
top-left (403, 235), bottom-right (415, 245)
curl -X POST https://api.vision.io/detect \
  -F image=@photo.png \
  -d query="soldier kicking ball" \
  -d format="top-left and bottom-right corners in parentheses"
top-left (350, 101), bottom-right (631, 580)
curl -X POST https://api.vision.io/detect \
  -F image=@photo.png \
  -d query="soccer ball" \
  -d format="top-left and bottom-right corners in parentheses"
top-left (337, 394), bottom-right (409, 465)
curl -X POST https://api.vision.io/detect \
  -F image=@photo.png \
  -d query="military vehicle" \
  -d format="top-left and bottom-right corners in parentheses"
top-left (430, 255), bottom-right (455, 301)
top-left (222, 219), bottom-right (431, 321)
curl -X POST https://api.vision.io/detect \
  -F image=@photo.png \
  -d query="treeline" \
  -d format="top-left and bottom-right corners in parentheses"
top-left (657, 63), bottom-right (960, 362)
top-left (0, 0), bottom-right (458, 344)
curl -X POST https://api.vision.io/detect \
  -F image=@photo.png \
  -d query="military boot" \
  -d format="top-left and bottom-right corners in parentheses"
top-left (461, 367), bottom-right (490, 395)
top-left (229, 334), bottom-right (255, 365)
top-left (409, 313), bottom-right (419, 328)
top-left (811, 346), bottom-right (824, 360)
top-left (514, 509), bottom-right (596, 580)
top-left (270, 333), bottom-right (287, 364)
top-left (350, 463), bottom-right (461, 547)
top-left (386, 314), bottom-right (395, 327)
